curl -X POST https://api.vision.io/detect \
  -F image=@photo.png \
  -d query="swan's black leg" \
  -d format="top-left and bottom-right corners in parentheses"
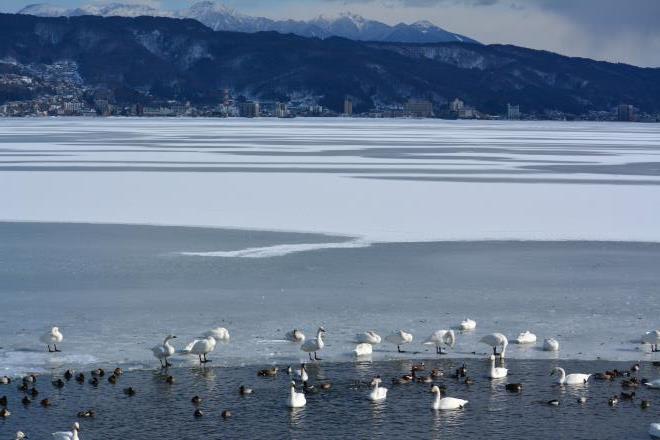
top-left (159, 359), bottom-right (164, 368)
top-left (493, 347), bottom-right (497, 356)
top-left (47, 345), bottom-right (53, 352)
top-left (54, 344), bottom-right (60, 352)
top-left (398, 345), bottom-right (402, 353)
top-left (314, 352), bottom-right (322, 361)
top-left (198, 354), bottom-right (202, 364)
top-left (308, 352), bottom-right (314, 361)
top-left (165, 359), bottom-right (172, 367)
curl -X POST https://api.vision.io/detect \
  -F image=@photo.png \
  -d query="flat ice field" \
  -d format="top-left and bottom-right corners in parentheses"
top-left (1, 117), bottom-right (660, 242)
top-left (1, 118), bottom-right (660, 375)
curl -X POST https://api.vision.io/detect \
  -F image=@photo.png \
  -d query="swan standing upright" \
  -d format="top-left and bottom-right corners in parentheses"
top-left (459, 318), bottom-right (477, 331)
top-left (368, 377), bottom-right (388, 402)
top-left (423, 329), bottom-right (456, 354)
top-left (642, 330), bottom-right (660, 352)
top-left (203, 327), bottom-right (230, 342)
top-left (185, 336), bottom-right (217, 364)
top-left (356, 331), bottom-right (381, 345)
top-left (151, 335), bottom-right (177, 368)
top-left (431, 385), bottom-right (468, 410)
top-left (285, 329), bottom-right (305, 343)
top-left (385, 330), bottom-right (413, 353)
top-left (287, 381), bottom-right (306, 408)
top-left (40, 327), bottom-right (63, 352)
top-left (488, 354), bottom-right (508, 378)
top-left (52, 422), bottom-right (80, 440)
top-left (551, 367), bottom-right (590, 385)
top-left (480, 333), bottom-right (508, 358)
top-left (301, 327), bottom-right (326, 361)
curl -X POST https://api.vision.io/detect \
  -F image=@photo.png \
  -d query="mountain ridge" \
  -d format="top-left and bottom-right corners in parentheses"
top-left (18, 1), bottom-right (480, 44)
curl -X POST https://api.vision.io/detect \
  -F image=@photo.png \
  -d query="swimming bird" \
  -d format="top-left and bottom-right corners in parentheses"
top-left (515, 331), bottom-right (537, 344)
top-left (123, 387), bottom-right (136, 396)
top-left (1, 408), bottom-right (10, 417)
top-left (203, 327), bottom-right (230, 342)
top-left (301, 327), bottom-right (326, 361)
top-left (191, 395), bottom-right (202, 405)
top-left (295, 363), bottom-right (309, 382)
top-left (239, 385), bottom-right (253, 395)
top-left (431, 385), bottom-right (468, 410)
top-left (620, 391), bottom-right (635, 400)
top-left (551, 367), bottom-right (590, 385)
top-left (488, 354), bottom-right (508, 379)
top-left (52, 422), bottom-right (80, 440)
top-left (547, 399), bottom-right (560, 406)
top-left (356, 331), bottom-right (381, 345)
top-left (77, 410), bottom-right (95, 418)
top-left (194, 409), bottom-right (203, 418)
top-left (368, 376), bottom-right (388, 402)
top-left (75, 373), bottom-right (84, 383)
top-left (284, 329), bottom-right (305, 343)
top-left (221, 410), bottom-right (232, 419)
top-left (113, 368), bottom-right (124, 376)
top-left (423, 329), bottom-right (456, 354)
top-left (286, 381), bottom-right (306, 408)
top-left (480, 333), bottom-right (508, 358)
top-left (151, 335), bottom-right (177, 368)
top-left (353, 343), bottom-right (373, 357)
top-left (22, 396), bottom-right (31, 405)
top-left (385, 330), bottom-right (413, 353)
top-left (15, 432), bottom-right (27, 440)
top-left (29, 388), bottom-right (38, 397)
top-left (641, 400), bottom-right (651, 409)
top-left (608, 396), bottom-right (618, 406)
top-left (165, 376), bottom-right (175, 385)
top-left (577, 396), bottom-right (587, 404)
top-left (41, 398), bottom-right (52, 407)
top-left (644, 379), bottom-right (660, 388)
top-left (0, 376), bottom-right (11, 384)
top-left (543, 338), bottom-right (560, 352)
top-left (506, 383), bottom-right (522, 392)
top-left (642, 330), bottom-right (660, 352)
top-left (185, 336), bottom-right (216, 364)
top-left (257, 367), bottom-right (279, 377)
top-left (52, 379), bottom-right (65, 388)
top-left (41, 327), bottom-right (63, 352)
top-left (64, 370), bottom-right (73, 381)
top-left (650, 423), bottom-right (660, 438)
top-left (459, 318), bottom-right (476, 331)
top-left (107, 375), bottom-right (117, 384)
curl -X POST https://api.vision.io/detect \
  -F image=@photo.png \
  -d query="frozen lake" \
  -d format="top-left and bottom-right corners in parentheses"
top-left (1, 118), bottom-right (660, 242)
top-left (0, 118), bottom-right (659, 376)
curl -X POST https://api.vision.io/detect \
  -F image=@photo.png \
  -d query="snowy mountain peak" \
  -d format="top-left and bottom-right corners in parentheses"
top-left (18, 3), bottom-right (68, 17)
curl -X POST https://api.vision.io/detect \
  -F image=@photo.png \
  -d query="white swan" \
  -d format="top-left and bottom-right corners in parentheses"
top-left (286, 381), bottom-right (306, 408)
top-left (52, 422), bottom-right (80, 440)
top-left (285, 329), bottom-right (305, 343)
top-left (385, 330), bottom-right (413, 353)
top-left (40, 327), bottom-right (63, 352)
top-left (551, 367), bottom-right (590, 385)
top-left (543, 338), bottom-right (560, 351)
top-left (356, 331), bottom-right (381, 345)
top-left (353, 343), bottom-right (373, 357)
top-left (642, 330), bottom-right (660, 352)
top-left (431, 385), bottom-right (468, 410)
top-left (515, 330), bottom-right (537, 344)
top-left (459, 318), bottom-right (476, 331)
top-left (295, 363), bottom-right (308, 382)
top-left (151, 334), bottom-right (177, 368)
top-left (423, 329), bottom-right (455, 354)
top-left (301, 327), bottom-right (326, 361)
top-left (488, 354), bottom-right (508, 378)
top-left (15, 432), bottom-right (27, 440)
top-left (184, 336), bottom-right (216, 364)
top-left (203, 327), bottom-right (230, 342)
top-left (368, 377), bottom-right (387, 402)
top-left (650, 423), bottom-right (660, 438)
top-left (480, 333), bottom-right (508, 358)
top-left (644, 379), bottom-right (660, 389)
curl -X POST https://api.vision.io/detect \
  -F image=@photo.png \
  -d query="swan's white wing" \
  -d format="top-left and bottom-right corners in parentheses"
top-left (52, 432), bottom-right (73, 440)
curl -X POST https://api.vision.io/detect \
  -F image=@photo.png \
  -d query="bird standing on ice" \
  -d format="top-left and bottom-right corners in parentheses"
top-left (642, 330), bottom-right (660, 352)
top-left (52, 422), bottom-right (80, 440)
top-left (184, 336), bottom-right (217, 364)
top-left (480, 333), bottom-right (508, 358)
top-left (385, 330), bottom-right (413, 353)
top-left (301, 327), bottom-right (326, 361)
top-left (151, 335), bottom-right (177, 368)
top-left (459, 318), bottom-right (476, 331)
top-left (40, 327), bottom-right (63, 352)
top-left (423, 329), bottom-right (456, 354)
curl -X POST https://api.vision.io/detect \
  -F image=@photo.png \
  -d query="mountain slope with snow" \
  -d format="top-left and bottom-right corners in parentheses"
top-left (18, 1), bottom-right (479, 44)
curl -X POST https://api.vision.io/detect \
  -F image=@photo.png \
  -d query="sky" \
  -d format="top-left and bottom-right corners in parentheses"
top-left (3, 0), bottom-right (660, 67)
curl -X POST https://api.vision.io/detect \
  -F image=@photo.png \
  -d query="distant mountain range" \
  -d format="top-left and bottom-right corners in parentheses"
top-left (1, 13), bottom-right (659, 114)
top-left (18, 1), bottom-right (479, 44)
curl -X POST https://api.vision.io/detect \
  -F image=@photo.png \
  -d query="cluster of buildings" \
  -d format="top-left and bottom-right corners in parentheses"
top-left (0, 89), bottom-right (657, 122)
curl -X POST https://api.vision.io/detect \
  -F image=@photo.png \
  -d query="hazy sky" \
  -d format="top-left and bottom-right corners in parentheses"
top-left (4, 0), bottom-right (660, 67)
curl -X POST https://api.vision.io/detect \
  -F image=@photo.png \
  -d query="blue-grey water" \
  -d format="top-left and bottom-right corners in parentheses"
top-left (1, 359), bottom-right (658, 439)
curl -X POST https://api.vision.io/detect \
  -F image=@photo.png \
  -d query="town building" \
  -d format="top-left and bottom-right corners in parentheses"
top-left (507, 103), bottom-right (521, 120)
top-left (404, 99), bottom-right (433, 118)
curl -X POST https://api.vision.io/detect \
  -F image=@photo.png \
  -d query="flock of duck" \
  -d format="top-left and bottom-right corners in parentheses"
top-left (3, 324), bottom-right (660, 438)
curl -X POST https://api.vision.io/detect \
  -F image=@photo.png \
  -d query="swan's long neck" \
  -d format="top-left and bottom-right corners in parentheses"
top-left (317, 330), bottom-right (324, 347)
top-left (556, 368), bottom-right (566, 383)
top-left (290, 386), bottom-right (297, 397)
top-left (501, 341), bottom-right (508, 358)
top-left (433, 392), bottom-right (441, 407)
top-left (72, 429), bottom-right (79, 440)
